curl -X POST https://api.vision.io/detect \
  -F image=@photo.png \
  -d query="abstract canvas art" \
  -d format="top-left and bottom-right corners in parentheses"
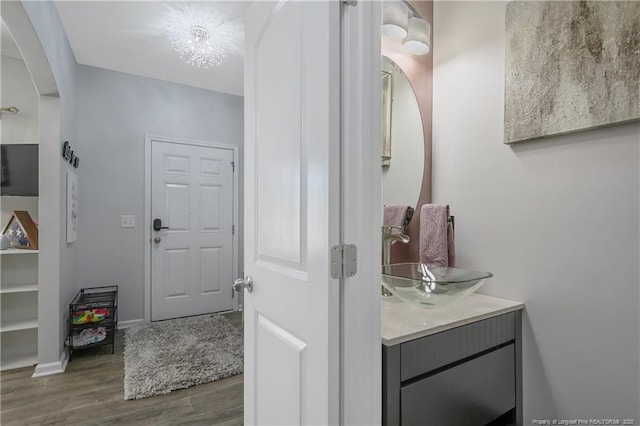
top-left (504, 1), bottom-right (640, 144)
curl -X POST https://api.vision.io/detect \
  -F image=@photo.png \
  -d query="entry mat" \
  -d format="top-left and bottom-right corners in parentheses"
top-left (124, 313), bottom-right (243, 400)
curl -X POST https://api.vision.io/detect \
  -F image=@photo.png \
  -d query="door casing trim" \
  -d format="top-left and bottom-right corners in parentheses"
top-left (143, 134), bottom-right (240, 322)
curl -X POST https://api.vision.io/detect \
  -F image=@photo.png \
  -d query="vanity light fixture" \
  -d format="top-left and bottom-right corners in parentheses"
top-left (381, 0), bottom-right (409, 40)
top-left (166, 7), bottom-right (231, 69)
top-left (403, 17), bottom-right (431, 55)
top-left (382, 0), bottom-right (431, 56)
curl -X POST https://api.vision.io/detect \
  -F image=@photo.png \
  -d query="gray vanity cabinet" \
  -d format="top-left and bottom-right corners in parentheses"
top-left (383, 311), bottom-right (522, 426)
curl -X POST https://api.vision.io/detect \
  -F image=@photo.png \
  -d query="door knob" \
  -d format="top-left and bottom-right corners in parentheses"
top-left (233, 276), bottom-right (253, 293)
top-left (153, 218), bottom-right (169, 232)
top-left (153, 237), bottom-right (161, 243)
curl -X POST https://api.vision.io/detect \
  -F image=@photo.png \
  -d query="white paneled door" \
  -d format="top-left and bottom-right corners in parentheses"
top-left (242, 1), bottom-right (341, 425)
top-left (151, 140), bottom-right (234, 321)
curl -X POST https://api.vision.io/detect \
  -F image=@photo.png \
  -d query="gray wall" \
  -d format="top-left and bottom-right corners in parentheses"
top-left (75, 65), bottom-right (244, 322)
top-left (1, 56), bottom-right (39, 143)
top-left (21, 0), bottom-right (79, 366)
top-left (432, 2), bottom-right (639, 422)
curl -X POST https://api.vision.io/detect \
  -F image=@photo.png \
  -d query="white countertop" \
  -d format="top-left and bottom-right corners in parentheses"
top-left (382, 293), bottom-right (524, 346)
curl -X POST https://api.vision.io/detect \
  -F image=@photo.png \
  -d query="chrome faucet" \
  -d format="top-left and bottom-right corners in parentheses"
top-left (382, 226), bottom-right (410, 296)
top-left (382, 226), bottom-right (410, 265)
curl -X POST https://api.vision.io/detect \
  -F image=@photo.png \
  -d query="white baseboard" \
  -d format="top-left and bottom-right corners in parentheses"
top-left (31, 351), bottom-right (68, 378)
top-left (30, 319), bottom-right (144, 378)
top-left (118, 319), bottom-right (144, 330)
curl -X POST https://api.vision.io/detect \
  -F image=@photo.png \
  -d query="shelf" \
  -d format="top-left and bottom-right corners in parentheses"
top-left (1, 236), bottom-right (39, 371)
top-left (0, 249), bottom-right (39, 255)
top-left (0, 319), bottom-right (38, 333)
top-left (0, 283), bottom-right (38, 294)
top-left (0, 354), bottom-right (37, 371)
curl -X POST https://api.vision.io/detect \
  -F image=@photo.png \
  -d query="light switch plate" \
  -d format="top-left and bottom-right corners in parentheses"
top-left (120, 215), bottom-right (135, 228)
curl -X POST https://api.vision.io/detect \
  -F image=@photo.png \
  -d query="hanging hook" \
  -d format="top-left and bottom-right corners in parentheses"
top-left (0, 106), bottom-right (19, 114)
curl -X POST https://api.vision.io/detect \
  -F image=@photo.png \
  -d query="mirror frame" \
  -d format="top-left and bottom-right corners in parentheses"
top-left (381, 0), bottom-right (433, 263)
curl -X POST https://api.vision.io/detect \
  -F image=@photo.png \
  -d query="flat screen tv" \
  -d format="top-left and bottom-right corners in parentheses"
top-left (1, 144), bottom-right (39, 196)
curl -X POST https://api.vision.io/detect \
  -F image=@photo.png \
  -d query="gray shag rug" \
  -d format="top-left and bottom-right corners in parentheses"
top-left (124, 314), bottom-right (243, 400)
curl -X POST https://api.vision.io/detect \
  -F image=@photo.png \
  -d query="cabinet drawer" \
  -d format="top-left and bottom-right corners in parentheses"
top-left (401, 312), bottom-right (515, 381)
top-left (401, 344), bottom-right (515, 426)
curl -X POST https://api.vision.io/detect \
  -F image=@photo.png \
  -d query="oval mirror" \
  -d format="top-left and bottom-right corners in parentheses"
top-left (382, 56), bottom-right (424, 209)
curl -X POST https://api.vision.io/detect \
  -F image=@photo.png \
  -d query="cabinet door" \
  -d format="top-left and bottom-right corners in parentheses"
top-left (401, 344), bottom-right (515, 426)
top-left (401, 312), bottom-right (516, 381)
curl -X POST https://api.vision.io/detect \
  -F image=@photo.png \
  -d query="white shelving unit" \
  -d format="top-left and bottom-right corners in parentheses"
top-left (1, 318), bottom-right (38, 333)
top-left (1, 249), bottom-right (38, 371)
top-left (1, 45), bottom-right (41, 371)
top-left (1, 249), bottom-right (39, 255)
top-left (0, 283), bottom-right (38, 293)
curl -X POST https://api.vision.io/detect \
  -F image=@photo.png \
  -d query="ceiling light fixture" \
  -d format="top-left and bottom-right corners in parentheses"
top-left (382, 1), bottom-right (431, 56)
top-left (381, 1), bottom-right (409, 40)
top-left (166, 8), bottom-right (231, 69)
top-left (403, 17), bottom-right (431, 55)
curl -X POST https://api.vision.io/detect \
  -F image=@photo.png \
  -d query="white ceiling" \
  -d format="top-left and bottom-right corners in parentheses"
top-left (54, 1), bottom-right (252, 96)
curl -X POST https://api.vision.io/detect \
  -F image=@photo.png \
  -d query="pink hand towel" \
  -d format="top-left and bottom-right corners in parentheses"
top-left (420, 204), bottom-right (454, 267)
top-left (384, 205), bottom-right (414, 233)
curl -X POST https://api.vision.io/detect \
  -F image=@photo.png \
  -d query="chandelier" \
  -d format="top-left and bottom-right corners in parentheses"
top-left (166, 8), bottom-right (231, 69)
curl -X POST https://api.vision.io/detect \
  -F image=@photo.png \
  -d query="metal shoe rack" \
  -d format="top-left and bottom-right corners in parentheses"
top-left (68, 285), bottom-right (118, 359)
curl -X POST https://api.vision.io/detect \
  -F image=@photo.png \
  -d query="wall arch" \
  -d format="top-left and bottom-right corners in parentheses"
top-left (2, 1), bottom-right (65, 376)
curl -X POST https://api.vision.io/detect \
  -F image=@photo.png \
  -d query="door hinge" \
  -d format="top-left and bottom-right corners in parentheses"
top-left (232, 224), bottom-right (235, 235)
top-left (331, 244), bottom-right (357, 279)
top-left (231, 161), bottom-right (235, 172)
top-left (342, 0), bottom-right (357, 6)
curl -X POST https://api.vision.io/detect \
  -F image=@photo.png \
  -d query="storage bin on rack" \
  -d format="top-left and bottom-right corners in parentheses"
top-left (68, 286), bottom-right (118, 359)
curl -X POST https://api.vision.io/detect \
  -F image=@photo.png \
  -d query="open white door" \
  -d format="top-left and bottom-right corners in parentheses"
top-left (242, 1), bottom-right (341, 424)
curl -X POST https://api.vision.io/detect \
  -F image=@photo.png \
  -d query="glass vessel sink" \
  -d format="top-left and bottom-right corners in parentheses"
top-left (381, 263), bottom-right (493, 308)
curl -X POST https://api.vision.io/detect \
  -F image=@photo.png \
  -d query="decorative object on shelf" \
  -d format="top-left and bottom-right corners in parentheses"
top-left (1, 210), bottom-right (38, 250)
top-left (0, 235), bottom-right (10, 250)
top-left (505, 1), bottom-right (640, 144)
top-left (62, 141), bottom-right (80, 168)
top-left (66, 171), bottom-right (78, 243)
top-left (381, 1), bottom-right (430, 56)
